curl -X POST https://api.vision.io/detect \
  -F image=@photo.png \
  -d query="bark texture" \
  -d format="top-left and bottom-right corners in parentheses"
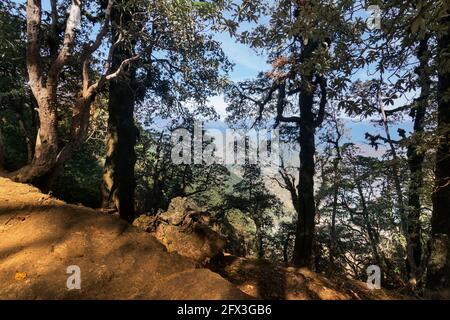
top-left (427, 3), bottom-right (450, 297)
top-left (101, 2), bottom-right (138, 223)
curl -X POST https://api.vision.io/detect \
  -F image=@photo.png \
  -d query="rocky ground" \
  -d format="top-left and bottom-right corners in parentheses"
top-left (209, 255), bottom-right (406, 300)
top-left (0, 177), bottom-right (406, 300)
top-left (0, 178), bottom-right (248, 299)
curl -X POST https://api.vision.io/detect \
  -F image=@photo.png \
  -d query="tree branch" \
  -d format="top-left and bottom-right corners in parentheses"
top-left (47, 0), bottom-right (82, 88)
top-left (86, 55), bottom-right (140, 97)
top-left (26, 0), bottom-right (44, 96)
top-left (82, 0), bottom-right (114, 93)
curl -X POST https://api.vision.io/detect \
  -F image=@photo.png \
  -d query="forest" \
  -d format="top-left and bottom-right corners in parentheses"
top-left (0, 0), bottom-right (449, 301)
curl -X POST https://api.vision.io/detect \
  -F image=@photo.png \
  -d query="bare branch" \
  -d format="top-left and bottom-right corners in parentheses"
top-left (85, 0), bottom-right (113, 55)
top-left (26, 0), bottom-right (43, 95)
top-left (82, 0), bottom-right (114, 92)
top-left (86, 55), bottom-right (140, 98)
top-left (47, 0), bottom-right (82, 87)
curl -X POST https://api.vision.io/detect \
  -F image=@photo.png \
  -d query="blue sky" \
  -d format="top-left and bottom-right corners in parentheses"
top-left (208, 27), bottom-right (414, 158)
top-left (19, 0), bottom-right (414, 158)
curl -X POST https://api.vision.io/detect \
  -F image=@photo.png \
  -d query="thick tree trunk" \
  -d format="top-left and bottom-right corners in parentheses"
top-left (427, 5), bottom-right (450, 297)
top-left (405, 38), bottom-right (430, 283)
top-left (13, 94), bottom-right (59, 186)
top-left (101, 5), bottom-right (138, 223)
top-left (101, 69), bottom-right (137, 223)
top-left (292, 85), bottom-right (316, 267)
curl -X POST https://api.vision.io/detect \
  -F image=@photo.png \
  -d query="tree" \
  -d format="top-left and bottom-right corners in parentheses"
top-left (226, 0), bottom-right (364, 266)
top-left (226, 163), bottom-right (281, 259)
top-left (427, 0), bottom-right (450, 297)
top-left (100, 0), bottom-right (232, 221)
top-left (358, 0), bottom-right (436, 288)
top-left (8, 0), bottom-right (139, 187)
top-left (100, 0), bottom-right (140, 222)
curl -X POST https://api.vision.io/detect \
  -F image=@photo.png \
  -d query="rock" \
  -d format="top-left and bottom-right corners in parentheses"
top-left (160, 197), bottom-right (203, 225)
top-left (132, 214), bottom-right (158, 232)
top-left (134, 197), bottom-right (226, 265)
top-left (155, 223), bottom-right (226, 265)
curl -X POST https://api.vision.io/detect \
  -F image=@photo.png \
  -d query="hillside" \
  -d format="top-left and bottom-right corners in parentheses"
top-left (0, 177), bottom-right (408, 300)
top-left (0, 178), bottom-right (248, 299)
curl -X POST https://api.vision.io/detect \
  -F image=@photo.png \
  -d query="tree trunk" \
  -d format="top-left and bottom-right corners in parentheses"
top-left (101, 71), bottom-right (137, 223)
top-left (13, 94), bottom-right (59, 186)
top-left (292, 82), bottom-right (316, 267)
top-left (0, 127), bottom-right (5, 172)
top-left (328, 155), bottom-right (341, 273)
top-left (427, 4), bottom-right (450, 297)
top-left (355, 180), bottom-right (383, 268)
top-left (405, 37), bottom-right (430, 283)
top-left (255, 222), bottom-right (264, 259)
top-left (101, 5), bottom-right (138, 223)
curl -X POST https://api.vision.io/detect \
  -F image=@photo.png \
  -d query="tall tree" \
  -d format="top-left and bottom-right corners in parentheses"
top-left (427, 0), bottom-right (450, 297)
top-left (100, 0), bottom-right (232, 221)
top-left (101, 0), bottom-right (139, 222)
top-left (227, 0), bottom-right (364, 266)
top-left (10, 0), bottom-right (138, 187)
top-left (339, 0), bottom-right (438, 286)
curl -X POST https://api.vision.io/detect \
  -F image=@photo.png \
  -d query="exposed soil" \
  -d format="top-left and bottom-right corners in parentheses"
top-left (0, 177), bottom-right (248, 299)
top-left (209, 254), bottom-right (407, 300)
top-left (0, 177), bottom-right (407, 300)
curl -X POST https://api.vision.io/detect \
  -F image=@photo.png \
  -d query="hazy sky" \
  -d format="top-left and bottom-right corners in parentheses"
top-left (208, 27), bottom-right (413, 159)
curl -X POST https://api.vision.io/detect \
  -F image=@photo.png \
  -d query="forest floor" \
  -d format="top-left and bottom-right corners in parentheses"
top-left (0, 177), bottom-right (406, 300)
top-left (209, 255), bottom-right (406, 300)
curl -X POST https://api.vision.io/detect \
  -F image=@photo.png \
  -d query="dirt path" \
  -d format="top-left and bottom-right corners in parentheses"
top-left (0, 178), bottom-right (249, 299)
top-left (209, 255), bottom-right (407, 300)
top-left (0, 177), bottom-right (409, 300)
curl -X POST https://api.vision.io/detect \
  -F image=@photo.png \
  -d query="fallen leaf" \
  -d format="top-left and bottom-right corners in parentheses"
top-left (15, 271), bottom-right (27, 281)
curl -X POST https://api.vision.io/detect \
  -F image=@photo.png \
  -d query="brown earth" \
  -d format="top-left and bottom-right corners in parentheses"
top-left (209, 254), bottom-right (408, 300)
top-left (0, 177), bottom-right (248, 299)
top-left (0, 177), bottom-right (407, 300)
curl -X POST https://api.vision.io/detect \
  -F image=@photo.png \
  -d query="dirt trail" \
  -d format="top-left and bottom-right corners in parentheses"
top-left (0, 178), bottom-right (249, 299)
top-left (0, 177), bottom-right (408, 300)
top-left (210, 255), bottom-right (407, 300)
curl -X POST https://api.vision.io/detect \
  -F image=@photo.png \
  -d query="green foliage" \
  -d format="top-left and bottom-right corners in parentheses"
top-left (53, 145), bottom-right (104, 208)
top-left (0, 0), bottom-right (33, 171)
top-left (0, 0), bottom-right (447, 293)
